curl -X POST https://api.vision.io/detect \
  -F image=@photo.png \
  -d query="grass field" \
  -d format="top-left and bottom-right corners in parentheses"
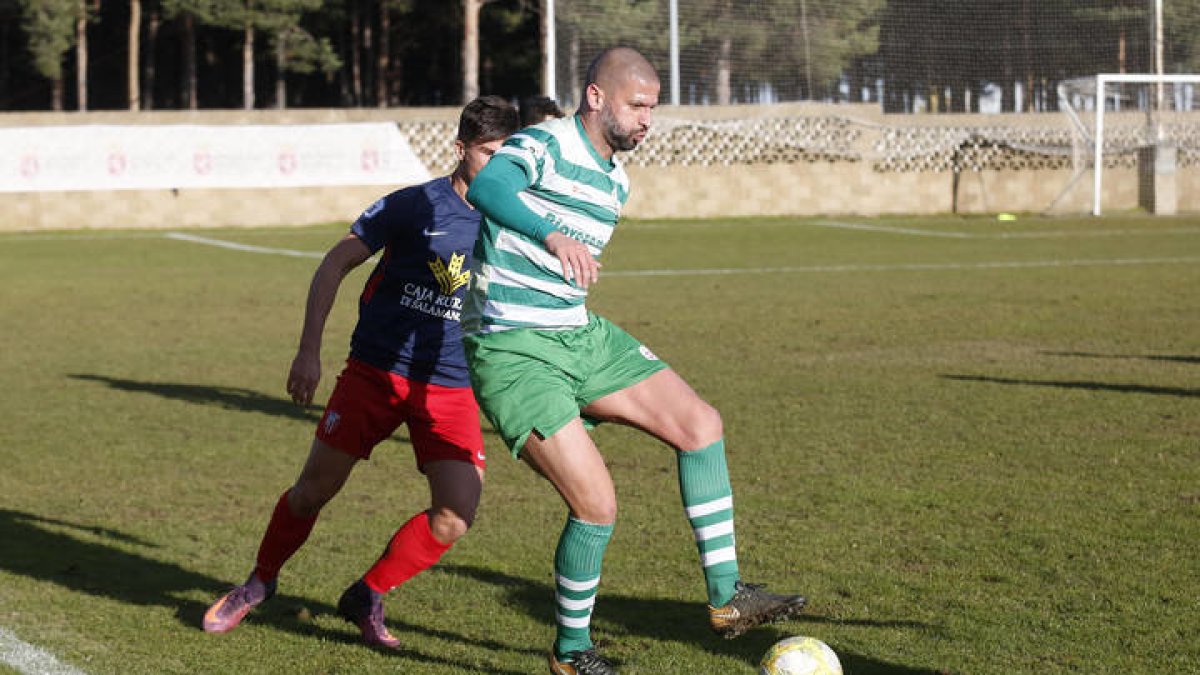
top-left (1, 214), bottom-right (1197, 675)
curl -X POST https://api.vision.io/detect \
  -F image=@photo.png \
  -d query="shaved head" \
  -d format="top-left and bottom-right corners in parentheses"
top-left (583, 47), bottom-right (659, 99)
top-left (578, 47), bottom-right (660, 158)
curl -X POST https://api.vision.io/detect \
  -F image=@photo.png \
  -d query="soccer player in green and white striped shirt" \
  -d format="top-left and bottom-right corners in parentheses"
top-left (463, 48), bottom-right (807, 675)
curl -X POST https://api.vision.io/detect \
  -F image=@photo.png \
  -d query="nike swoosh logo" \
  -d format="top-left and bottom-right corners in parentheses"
top-left (423, 229), bottom-right (448, 237)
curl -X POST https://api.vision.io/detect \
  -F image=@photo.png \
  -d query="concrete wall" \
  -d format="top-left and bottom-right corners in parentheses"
top-left (2, 106), bottom-right (1195, 232)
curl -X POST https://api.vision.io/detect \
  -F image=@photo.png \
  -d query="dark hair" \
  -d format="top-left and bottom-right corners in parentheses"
top-left (457, 95), bottom-right (520, 144)
top-left (520, 95), bottom-right (566, 127)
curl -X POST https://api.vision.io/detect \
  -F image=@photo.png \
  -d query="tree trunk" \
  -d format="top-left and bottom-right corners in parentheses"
top-left (128, 0), bottom-right (140, 110)
top-left (0, 21), bottom-right (10, 108)
top-left (716, 35), bottom-right (732, 105)
top-left (52, 78), bottom-right (64, 111)
top-left (350, 0), bottom-right (362, 105)
top-left (715, 0), bottom-right (733, 104)
top-left (799, 0), bottom-right (812, 99)
top-left (539, 0), bottom-right (551, 96)
top-left (1118, 26), bottom-right (1126, 74)
top-left (275, 35), bottom-right (286, 109)
top-left (1020, 0), bottom-right (1032, 112)
top-left (568, 30), bottom-right (579, 105)
top-left (377, 0), bottom-right (390, 107)
top-left (243, 21), bottom-right (254, 110)
top-left (462, 0), bottom-right (481, 103)
top-left (143, 9), bottom-right (158, 110)
top-left (76, 0), bottom-right (88, 111)
top-left (182, 13), bottom-right (197, 109)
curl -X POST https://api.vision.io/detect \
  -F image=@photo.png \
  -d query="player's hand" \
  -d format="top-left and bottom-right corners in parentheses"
top-left (544, 231), bottom-right (601, 289)
top-left (286, 350), bottom-right (321, 405)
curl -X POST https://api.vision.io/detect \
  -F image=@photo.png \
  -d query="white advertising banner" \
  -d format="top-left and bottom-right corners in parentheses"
top-left (0, 123), bottom-right (432, 193)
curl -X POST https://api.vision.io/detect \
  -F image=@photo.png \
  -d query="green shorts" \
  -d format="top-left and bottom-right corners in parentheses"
top-left (463, 313), bottom-right (669, 456)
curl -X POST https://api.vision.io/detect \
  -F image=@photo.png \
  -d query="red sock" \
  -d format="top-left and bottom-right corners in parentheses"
top-left (254, 489), bottom-right (318, 582)
top-left (363, 512), bottom-right (452, 594)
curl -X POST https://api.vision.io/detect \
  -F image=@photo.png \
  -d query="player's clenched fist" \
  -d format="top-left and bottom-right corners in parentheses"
top-left (287, 351), bottom-right (320, 405)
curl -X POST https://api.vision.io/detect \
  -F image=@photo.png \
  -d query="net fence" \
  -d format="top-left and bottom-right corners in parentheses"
top-left (538, 1), bottom-right (1200, 213)
top-left (550, 0), bottom-right (1200, 113)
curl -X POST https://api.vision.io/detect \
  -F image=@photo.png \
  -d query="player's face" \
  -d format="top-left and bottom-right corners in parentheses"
top-left (599, 75), bottom-right (659, 152)
top-left (457, 138), bottom-right (505, 185)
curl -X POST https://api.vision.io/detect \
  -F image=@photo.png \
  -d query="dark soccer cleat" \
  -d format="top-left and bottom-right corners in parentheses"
top-left (708, 580), bottom-right (807, 639)
top-left (336, 579), bottom-right (401, 650)
top-left (548, 648), bottom-right (617, 675)
top-left (203, 573), bottom-right (276, 633)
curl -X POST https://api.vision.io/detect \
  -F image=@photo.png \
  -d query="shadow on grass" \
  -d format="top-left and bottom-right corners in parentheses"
top-left (69, 373), bottom-right (321, 422)
top-left (1042, 351), bottom-right (1200, 365)
top-left (942, 373), bottom-right (1200, 398)
top-left (67, 372), bottom-right (508, 448)
top-left (439, 564), bottom-right (946, 675)
top-left (0, 509), bottom-right (531, 674)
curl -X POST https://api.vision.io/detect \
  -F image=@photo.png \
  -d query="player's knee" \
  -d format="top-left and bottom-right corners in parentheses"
top-left (678, 400), bottom-right (723, 450)
top-left (576, 499), bottom-right (617, 526)
top-left (428, 507), bottom-right (474, 544)
top-left (287, 480), bottom-right (338, 518)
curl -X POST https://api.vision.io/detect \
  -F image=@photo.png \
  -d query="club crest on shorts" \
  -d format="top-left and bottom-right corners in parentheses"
top-left (639, 345), bottom-right (659, 361)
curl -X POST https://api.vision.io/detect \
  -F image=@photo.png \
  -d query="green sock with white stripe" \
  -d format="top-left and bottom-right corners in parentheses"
top-left (553, 516), bottom-right (613, 660)
top-left (678, 439), bottom-right (740, 608)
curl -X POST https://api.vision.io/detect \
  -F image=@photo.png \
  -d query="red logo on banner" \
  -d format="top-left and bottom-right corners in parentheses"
top-left (107, 152), bottom-right (128, 176)
top-left (193, 151), bottom-right (213, 175)
top-left (277, 151), bottom-right (298, 174)
top-left (19, 155), bottom-right (39, 178)
top-left (361, 148), bottom-right (380, 172)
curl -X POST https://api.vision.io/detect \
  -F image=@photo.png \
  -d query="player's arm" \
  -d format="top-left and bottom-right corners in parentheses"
top-left (467, 154), bottom-right (600, 289)
top-left (286, 233), bottom-right (372, 405)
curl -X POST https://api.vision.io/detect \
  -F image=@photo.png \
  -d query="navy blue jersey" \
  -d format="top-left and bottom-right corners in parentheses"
top-left (348, 176), bottom-right (480, 387)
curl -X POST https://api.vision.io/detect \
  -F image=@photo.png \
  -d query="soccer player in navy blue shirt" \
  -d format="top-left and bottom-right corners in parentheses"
top-left (203, 96), bottom-right (519, 648)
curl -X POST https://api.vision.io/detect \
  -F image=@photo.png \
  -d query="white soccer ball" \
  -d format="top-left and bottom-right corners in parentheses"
top-left (759, 636), bottom-right (843, 675)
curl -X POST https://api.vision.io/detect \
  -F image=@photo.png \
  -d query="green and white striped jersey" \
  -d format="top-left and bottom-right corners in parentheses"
top-left (463, 115), bottom-right (631, 334)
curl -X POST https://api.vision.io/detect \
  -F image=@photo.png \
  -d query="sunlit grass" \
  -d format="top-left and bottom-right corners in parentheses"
top-left (1, 214), bottom-right (1197, 674)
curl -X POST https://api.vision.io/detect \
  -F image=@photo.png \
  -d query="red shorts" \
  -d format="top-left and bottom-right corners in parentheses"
top-left (315, 358), bottom-right (485, 471)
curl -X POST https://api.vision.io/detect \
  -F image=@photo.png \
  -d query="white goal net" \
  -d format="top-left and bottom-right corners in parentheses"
top-left (1054, 74), bottom-right (1200, 215)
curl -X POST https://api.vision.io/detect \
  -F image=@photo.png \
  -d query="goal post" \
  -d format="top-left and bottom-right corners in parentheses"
top-left (1058, 73), bottom-right (1200, 216)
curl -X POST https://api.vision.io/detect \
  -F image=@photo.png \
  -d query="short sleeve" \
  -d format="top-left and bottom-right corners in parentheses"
top-left (350, 187), bottom-right (422, 253)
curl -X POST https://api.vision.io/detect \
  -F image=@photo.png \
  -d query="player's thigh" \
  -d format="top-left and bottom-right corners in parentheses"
top-left (405, 382), bottom-right (487, 472)
top-left (521, 418), bottom-right (616, 525)
top-left (317, 359), bottom-right (408, 460)
top-left (464, 332), bottom-right (582, 457)
top-left (584, 368), bottom-right (723, 451)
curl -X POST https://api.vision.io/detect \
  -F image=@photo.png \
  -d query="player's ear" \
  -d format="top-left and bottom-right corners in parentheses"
top-left (586, 83), bottom-right (605, 110)
top-left (453, 139), bottom-right (466, 162)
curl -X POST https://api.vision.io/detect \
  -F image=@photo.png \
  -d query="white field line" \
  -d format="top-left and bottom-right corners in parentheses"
top-left (164, 231), bottom-right (323, 259)
top-left (604, 257), bottom-right (1200, 277)
top-left (164, 232), bottom-right (1200, 277)
top-left (811, 220), bottom-right (1200, 239)
top-left (0, 232), bottom-right (169, 242)
top-left (811, 220), bottom-right (974, 238)
top-left (0, 628), bottom-right (87, 675)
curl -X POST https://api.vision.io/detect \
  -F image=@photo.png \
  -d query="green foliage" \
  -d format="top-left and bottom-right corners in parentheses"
top-left (769, 0), bottom-right (884, 98)
top-left (272, 28), bottom-right (341, 75)
top-left (1, 214), bottom-right (1198, 673)
top-left (558, 0), bottom-right (665, 56)
top-left (18, 0), bottom-right (76, 81)
top-left (1166, 0), bottom-right (1200, 71)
